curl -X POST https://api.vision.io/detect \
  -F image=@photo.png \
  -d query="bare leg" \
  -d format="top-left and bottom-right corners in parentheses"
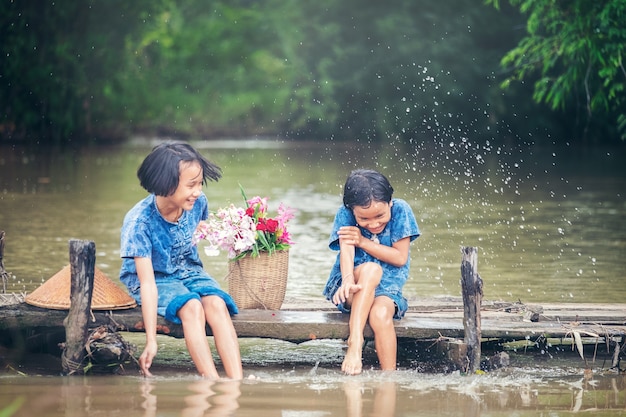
top-left (343, 262), bottom-right (382, 375)
top-left (202, 296), bottom-right (243, 380)
top-left (368, 296), bottom-right (397, 371)
top-left (179, 300), bottom-right (220, 379)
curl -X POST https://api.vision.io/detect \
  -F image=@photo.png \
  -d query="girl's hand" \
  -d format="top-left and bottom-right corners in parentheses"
top-left (332, 281), bottom-right (362, 305)
top-left (139, 341), bottom-right (158, 377)
top-left (337, 226), bottom-right (363, 247)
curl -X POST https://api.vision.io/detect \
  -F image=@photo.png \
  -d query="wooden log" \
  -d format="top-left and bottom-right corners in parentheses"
top-left (436, 339), bottom-right (467, 369)
top-left (460, 246), bottom-right (483, 373)
top-left (61, 239), bottom-right (96, 375)
top-left (1, 302), bottom-right (625, 347)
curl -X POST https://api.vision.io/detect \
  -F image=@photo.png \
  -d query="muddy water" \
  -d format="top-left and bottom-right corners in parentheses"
top-left (1, 138), bottom-right (625, 415)
top-left (2, 330), bottom-right (626, 415)
top-left (2, 328), bottom-right (626, 415)
top-left (1, 364), bottom-right (625, 416)
top-left (1, 139), bottom-right (624, 302)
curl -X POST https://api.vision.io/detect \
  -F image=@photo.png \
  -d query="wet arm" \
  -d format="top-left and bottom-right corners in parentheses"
top-left (358, 236), bottom-right (410, 267)
top-left (332, 240), bottom-right (360, 305)
top-left (135, 257), bottom-right (158, 376)
top-left (339, 239), bottom-right (356, 284)
top-left (339, 226), bottom-right (410, 267)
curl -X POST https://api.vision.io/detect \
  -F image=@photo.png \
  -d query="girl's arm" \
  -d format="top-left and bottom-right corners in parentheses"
top-left (362, 236), bottom-right (410, 267)
top-left (135, 257), bottom-right (158, 377)
top-left (332, 239), bottom-right (361, 305)
top-left (338, 226), bottom-right (410, 267)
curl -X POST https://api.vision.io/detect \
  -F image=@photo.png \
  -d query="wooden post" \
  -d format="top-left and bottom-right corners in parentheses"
top-left (0, 231), bottom-right (8, 294)
top-left (460, 246), bottom-right (483, 373)
top-left (61, 239), bottom-right (96, 375)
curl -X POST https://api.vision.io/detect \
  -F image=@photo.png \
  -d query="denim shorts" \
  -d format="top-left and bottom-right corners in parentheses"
top-left (129, 272), bottom-right (238, 324)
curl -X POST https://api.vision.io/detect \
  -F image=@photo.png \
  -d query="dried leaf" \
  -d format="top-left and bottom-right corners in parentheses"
top-left (573, 331), bottom-right (584, 361)
top-left (577, 330), bottom-right (600, 338)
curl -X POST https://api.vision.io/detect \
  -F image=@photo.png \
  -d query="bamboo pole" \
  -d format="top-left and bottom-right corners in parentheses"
top-left (460, 246), bottom-right (483, 373)
top-left (61, 239), bottom-right (96, 375)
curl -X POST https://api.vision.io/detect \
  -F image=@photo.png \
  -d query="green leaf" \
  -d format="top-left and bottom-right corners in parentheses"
top-left (239, 183), bottom-right (249, 206)
top-left (0, 397), bottom-right (25, 417)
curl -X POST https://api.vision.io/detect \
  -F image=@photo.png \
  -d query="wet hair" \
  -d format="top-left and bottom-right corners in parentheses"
top-left (137, 141), bottom-right (222, 196)
top-left (343, 169), bottom-right (394, 209)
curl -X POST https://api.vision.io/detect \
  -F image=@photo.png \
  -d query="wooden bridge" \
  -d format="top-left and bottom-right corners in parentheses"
top-left (1, 295), bottom-right (624, 344)
top-left (1, 292), bottom-right (625, 375)
top-left (1, 240), bottom-right (624, 373)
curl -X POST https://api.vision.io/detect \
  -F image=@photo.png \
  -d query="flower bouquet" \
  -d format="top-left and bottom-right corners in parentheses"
top-left (194, 187), bottom-right (294, 309)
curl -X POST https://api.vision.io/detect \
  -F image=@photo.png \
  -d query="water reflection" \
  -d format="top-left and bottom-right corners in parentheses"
top-left (140, 380), bottom-right (157, 415)
top-left (343, 380), bottom-right (397, 417)
top-left (0, 370), bottom-right (625, 415)
top-left (141, 379), bottom-right (241, 417)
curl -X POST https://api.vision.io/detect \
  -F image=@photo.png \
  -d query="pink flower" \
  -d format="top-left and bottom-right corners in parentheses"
top-left (246, 196), bottom-right (268, 216)
top-left (193, 190), bottom-right (295, 260)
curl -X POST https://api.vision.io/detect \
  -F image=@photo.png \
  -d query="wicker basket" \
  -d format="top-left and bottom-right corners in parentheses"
top-left (227, 250), bottom-right (289, 310)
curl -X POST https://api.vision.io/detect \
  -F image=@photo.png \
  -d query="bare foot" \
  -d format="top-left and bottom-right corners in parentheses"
top-left (342, 339), bottom-right (363, 375)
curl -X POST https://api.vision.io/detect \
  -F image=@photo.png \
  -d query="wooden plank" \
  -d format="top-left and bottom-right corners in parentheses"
top-left (282, 298), bottom-right (626, 323)
top-left (1, 302), bottom-right (624, 345)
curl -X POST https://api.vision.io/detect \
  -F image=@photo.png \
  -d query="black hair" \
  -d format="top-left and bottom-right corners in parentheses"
top-left (137, 141), bottom-right (222, 196)
top-left (343, 169), bottom-right (394, 209)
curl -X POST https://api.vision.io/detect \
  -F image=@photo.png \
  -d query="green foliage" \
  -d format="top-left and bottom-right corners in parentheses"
top-left (0, 0), bottom-right (161, 143)
top-left (487, 0), bottom-right (626, 141)
top-left (116, 1), bottom-right (299, 136)
top-left (265, 0), bottom-right (525, 143)
top-left (2, 0), bottom-right (623, 145)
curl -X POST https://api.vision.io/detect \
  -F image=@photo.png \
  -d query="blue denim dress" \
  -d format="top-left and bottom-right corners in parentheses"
top-left (322, 198), bottom-right (420, 319)
top-left (119, 192), bottom-right (237, 323)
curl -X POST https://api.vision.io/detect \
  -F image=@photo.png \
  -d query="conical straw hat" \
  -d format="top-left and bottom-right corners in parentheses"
top-left (25, 265), bottom-right (136, 310)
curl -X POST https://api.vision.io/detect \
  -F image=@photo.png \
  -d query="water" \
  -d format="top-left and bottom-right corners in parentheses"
top-left (2, 363), bottom-right (625, 416)
top-left (1, 139), bottom-right (624, 302)
top-left (1, 138), bottom-right (625, 415)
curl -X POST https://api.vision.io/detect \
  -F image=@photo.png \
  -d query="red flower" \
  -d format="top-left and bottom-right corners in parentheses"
top-left (266, 218), bottom-right (279, 233)
top-left (256, 218), bottom-right (279, 233)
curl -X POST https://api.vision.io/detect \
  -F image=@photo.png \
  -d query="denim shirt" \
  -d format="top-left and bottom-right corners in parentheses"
top-left (119, 193), bottom-right (208, 292)
top-left (323, 198), bottom-right (420, 318)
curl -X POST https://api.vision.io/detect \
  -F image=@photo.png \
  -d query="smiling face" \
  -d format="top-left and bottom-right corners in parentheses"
top-left (352, 200), bottom-right (393, 235)
top-left (170, 161), bottom-right (204, 211)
